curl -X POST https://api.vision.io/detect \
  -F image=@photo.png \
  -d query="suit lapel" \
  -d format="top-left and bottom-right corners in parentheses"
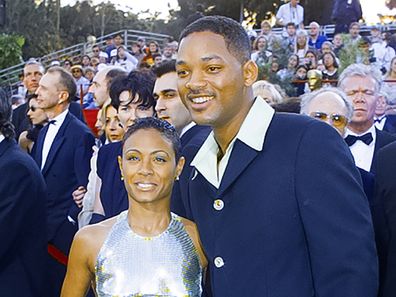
top-left (34, 124), bottom-right (49, 168)
top-left (42, 113), bottom-right (71, 175)
top-left (218, 139), bottom-right (259, 196)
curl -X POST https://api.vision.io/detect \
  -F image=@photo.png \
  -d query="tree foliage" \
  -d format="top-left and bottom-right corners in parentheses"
top-left (0, 0), bottom-right (339, 61)
top-left (0, 33), bottom-right (24, 69)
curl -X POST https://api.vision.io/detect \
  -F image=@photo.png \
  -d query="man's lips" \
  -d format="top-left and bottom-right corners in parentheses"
top-left (187, 94), bottom-right (215, 104)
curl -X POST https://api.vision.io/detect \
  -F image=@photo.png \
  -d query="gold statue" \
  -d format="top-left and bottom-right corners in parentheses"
top-left (307, 69), bottom-right (323, 91)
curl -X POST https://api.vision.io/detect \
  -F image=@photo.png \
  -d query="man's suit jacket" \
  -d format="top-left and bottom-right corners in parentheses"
top-left (182, 113), bottom-right (378, 296)
top-left (370, 128), bottom-right (396, 173)
top-left (32, 111), bottom-right (94, 253)
top-left (374, 141), bottom-right (396, 297)
top-left (383, 115), bottom-right (396, 134)
top-left (94, 141), bottom-right (127, 223)
top-left (171, 125), bottom-right (211, 217)
top-left (0, 138), bottom-right (47, 297)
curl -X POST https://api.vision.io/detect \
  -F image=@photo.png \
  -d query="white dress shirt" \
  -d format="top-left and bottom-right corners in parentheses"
top-left (344, 125), bottom-right (376, 172)
top-left (276, 3), bottom-right (304, 26)
top-left (191, 97), bottom-right (274, 189)
top-left (0, 134), bottom-right (5, 144)
top-left (374, 116), bottom-right (386, 131)
top-left (180, 122), bottom-right (196, 138)
top-left (41, 109), bottom-right (68, 170)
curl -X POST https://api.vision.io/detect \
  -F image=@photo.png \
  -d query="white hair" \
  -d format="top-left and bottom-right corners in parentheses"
top-left (300, 86), bottom-right (354, 121)
top-left (338, 63), bottom-right (382, 93)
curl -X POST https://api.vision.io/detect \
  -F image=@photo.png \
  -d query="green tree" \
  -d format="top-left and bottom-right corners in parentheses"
top-left (0, 33), bottom-right (24, 69)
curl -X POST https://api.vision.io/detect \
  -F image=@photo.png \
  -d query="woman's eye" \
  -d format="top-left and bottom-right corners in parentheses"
top-left (127, 155), bottom-right (139, 161)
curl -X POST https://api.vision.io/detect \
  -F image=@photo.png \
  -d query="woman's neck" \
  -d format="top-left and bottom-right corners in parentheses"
top-left (127, 199), bottom-right (171, 237)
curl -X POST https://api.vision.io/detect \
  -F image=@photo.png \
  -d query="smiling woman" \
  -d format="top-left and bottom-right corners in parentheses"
top-left (61, 117), bottom-right (207, 297)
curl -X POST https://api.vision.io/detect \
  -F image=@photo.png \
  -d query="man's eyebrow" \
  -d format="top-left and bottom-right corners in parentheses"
top-left (201, 55), bottom-right (223, 62)
top-left (176, 55), bottom-right (224, 65)
top-left (176, 60), bottom-right (186, 66)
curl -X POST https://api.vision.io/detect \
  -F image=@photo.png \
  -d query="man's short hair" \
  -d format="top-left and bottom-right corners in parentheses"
top-left (122, 117), bottom-right (181, 161)
top-left (46, 66), bottom-right (77, 102)
top-left (309, 21), bottom-right (320, 28)
top-left (24, 60), bottom-right (45, 75)
top-left (300, 87), bottom-right (353, 121)
top-left (109, 70), bottom-right (156, 111)
top-left (105, 67), bottom-right (127, 87)
top-left (349, 22), bottom-right (360, 29)
top-left (179, 15), bottom-right (251, 64)
top-left (113, 33), bottom-right (122, 39)
top-left (154, 59), bottom-right (176, 78)
top-left (338, 63), bottom-right (382, 93)
top-left (286, 22), bottom-right (296, 28)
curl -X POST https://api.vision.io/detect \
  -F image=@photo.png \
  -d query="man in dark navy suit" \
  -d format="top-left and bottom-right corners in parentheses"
top-left (374, 141), bottom-right (396, 297)
top-left (373, 92), bottom-right (396, 134)
top-left (301, 87), bottom-right (389, 294)
top-left (338, 64), bottom-right (396, 173)
top-left (175, 16), bottom-right (378, 296)
top-left (12, 61), bottom-right (85, 142)
top-left (0, 90), bottom-right (47, 296)
top-left (33, 66), bottom-right (95, 296)
top-left (153, 60), bottom-right (210, 216)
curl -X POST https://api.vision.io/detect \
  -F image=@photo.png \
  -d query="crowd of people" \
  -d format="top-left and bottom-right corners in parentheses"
top-left (1, 4), bottom-right (396, 297)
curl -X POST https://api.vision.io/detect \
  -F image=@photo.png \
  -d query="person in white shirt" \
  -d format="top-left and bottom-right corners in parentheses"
top-left (276, 0), bottom-right (304, 29)
top-left (33, 66), bottom-right (95, 296)
top-left (338, 63), bottom-right (396, 173)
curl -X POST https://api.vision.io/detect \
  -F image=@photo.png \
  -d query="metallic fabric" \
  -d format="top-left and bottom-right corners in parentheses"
top-left (95, 211), bottom-right (202, 296)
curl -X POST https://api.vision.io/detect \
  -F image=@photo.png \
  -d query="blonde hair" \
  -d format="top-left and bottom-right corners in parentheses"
top-left (253, 80), bottom-right (284, 104)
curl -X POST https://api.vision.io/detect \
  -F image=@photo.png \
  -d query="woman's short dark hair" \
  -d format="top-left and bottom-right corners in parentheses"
top-left (179, 15), bottom-right (251, 64)
top-left (122, 117), bottom-right (181, 161)
top-left (0, 89), bottom-right (15, 140)
top-left (109, 70), bottom-right (156, 111)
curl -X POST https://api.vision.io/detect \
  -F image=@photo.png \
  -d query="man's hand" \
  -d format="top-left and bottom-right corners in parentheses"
top-left (72, 186), bottom-right (86, 208)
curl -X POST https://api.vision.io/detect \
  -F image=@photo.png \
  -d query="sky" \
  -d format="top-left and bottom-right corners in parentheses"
top-left (60, 0), bottom-right (394, 23)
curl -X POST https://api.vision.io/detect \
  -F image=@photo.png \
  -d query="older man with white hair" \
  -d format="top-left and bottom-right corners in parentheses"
top-left (338, 63), bottom-right (396, 173)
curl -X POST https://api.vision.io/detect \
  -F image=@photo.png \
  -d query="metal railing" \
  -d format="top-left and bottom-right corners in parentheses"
top-left (0, 29), bottom-right (171, 90)
top-left (255, 23), bottom-right (396, 39)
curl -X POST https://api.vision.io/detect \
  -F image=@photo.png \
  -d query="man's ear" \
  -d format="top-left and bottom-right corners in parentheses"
top-left (175, 156), bottom-right (185, 180)
top-left (117, 155), bottom-right (124, 181)
top-left (58, 91), bottom-right (70, 104)
top-left (243, 60), bottom-right (258, 87)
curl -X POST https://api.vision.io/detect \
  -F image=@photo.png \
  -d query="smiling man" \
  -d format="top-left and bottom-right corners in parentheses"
top-left (153, 59), bottom-right (210, 216)
top-left (338, 63), bottom-right (396, 173)
top-left (176, 15), bottom-right (378, 296)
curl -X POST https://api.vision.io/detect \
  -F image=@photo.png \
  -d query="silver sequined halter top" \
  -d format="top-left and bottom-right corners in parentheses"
top-left (95, 211), bottom-right (203, 297)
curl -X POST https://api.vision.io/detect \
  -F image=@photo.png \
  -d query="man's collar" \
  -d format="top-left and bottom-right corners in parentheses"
top-left (345, 125), bottom-right (376, 137)
top-left (192, 97), bottom-right (274, 166)
top-left (180, 122), bottom-right (196, 138)
top-left (0, 134), bottom-right (5, 144)
top-left (50, 108), bottom-right (69, 127)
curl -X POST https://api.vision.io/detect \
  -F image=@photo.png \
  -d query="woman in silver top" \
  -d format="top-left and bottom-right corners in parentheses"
top-left (61, 118), bottom-right (207, 297)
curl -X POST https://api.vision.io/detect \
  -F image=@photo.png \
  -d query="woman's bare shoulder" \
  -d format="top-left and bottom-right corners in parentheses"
top-left (74, 217), bottom-right (118, 252)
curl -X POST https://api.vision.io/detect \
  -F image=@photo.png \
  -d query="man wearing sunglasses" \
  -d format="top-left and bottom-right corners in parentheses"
top-left (300, 87), bottom-right (389, 292)
top-left (338, 63), bottom-right (396, 174)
